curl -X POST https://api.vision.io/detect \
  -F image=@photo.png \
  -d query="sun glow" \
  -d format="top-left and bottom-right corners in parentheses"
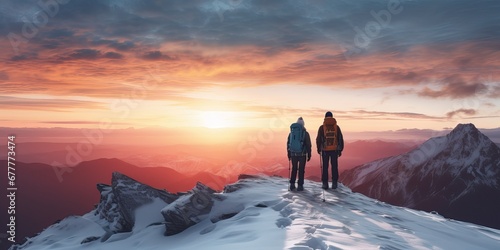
top-left (202, 111), bottom-right (236, 128)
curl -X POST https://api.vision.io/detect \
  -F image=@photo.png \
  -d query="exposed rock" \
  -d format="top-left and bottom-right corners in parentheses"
top-left (161, 182), bottom-right (215, 236)
top-left (94, 172), bottom-right (219, 238)
top-left (238, 174), bottom-right (261, 180)
top-left (223, 182), bottom-right (246, 193)
top-left (224, 175), bottom-right (265, 193)
top-left (94, 172), bottom-right (179, 233)
top-left (80, 236), bottom-right (100, 244)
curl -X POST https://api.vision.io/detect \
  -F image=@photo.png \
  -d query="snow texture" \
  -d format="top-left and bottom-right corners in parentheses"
top-left (12, 175), bottom-right (500, 250)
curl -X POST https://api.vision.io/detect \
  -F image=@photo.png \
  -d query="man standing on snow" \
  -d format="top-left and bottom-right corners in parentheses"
top-left (316, 111), bottom-right (344, 189)
top-left (287, 117), bottom-right (312, 191)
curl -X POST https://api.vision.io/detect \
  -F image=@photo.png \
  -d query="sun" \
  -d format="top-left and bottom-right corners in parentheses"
top-left (202, 111), bottom-right (235, 128)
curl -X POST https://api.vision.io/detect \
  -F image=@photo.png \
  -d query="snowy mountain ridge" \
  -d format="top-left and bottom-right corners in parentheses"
top-left (350, 124), bottom-right (498, 183)
top-left (341, 123), bottom-right (500, 229)
top-left (11, 174), bottom-right (500, 250)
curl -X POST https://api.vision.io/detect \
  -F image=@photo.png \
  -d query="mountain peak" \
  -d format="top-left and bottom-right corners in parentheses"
top-left (403, 123), bottom-right (493, 166)
top-left (341, 123), bottom-right (500, 229)
top-left (448, 123), bottom-right (480, 138)
top-left (443, 123), bottom-right (495, 155)
top-left (452, 123), bottom-right (477, 131)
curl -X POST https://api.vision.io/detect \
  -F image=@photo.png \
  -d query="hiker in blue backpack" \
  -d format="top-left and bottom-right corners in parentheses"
top-left (287, 117), bottom-right (312, 191)
top-left (316, 111), bottom-right (344, 190)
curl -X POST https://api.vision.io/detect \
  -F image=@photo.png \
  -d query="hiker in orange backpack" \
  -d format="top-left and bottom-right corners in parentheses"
top-left (316, 111), bottom-right (344, 190)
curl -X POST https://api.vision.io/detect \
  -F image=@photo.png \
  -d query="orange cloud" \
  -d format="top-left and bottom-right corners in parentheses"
top-left (2, 38), bottom-right (499, 103)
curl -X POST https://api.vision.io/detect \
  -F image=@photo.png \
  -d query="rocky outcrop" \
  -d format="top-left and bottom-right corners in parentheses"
top-left (224, 174), bottom-right (262, 193)
top-left (93, 172), bottom-right (221, 237)
top-left (161, 182), bottom-right (216, 236)
top-left (94, 172), bottom-right (179, 233)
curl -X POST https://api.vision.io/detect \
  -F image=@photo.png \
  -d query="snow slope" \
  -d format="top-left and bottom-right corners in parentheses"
top-left (12, 176), bottom-right (500, 250)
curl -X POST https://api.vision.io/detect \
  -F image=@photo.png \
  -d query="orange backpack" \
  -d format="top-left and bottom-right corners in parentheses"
top-left (323, 117), bottom-right (338, 151)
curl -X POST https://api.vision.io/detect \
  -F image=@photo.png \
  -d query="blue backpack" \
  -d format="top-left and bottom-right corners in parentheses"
top-left (288, 123), bottom-right (305, 154)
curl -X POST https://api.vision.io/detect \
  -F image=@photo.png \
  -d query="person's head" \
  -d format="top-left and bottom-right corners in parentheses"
top-left (297, 117), bottom-right (305, 126)
top-left (325, 111), bottom-right (333, 118)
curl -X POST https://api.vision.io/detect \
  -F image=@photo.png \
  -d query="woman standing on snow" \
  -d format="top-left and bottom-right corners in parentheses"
top-left (287, 117), bottom-right (312, 191)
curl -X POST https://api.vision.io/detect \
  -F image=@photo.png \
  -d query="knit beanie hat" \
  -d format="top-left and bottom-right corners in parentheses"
top-left (297, 117), bottom-right (305, 126)
top-left (325, 111), bottom-right (333, 117)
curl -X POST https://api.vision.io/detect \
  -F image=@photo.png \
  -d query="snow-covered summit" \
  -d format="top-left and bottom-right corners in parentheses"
top-left (11, 174), bottom-right (500, 250)
top-left (341, 123), bottom-right (500, 229)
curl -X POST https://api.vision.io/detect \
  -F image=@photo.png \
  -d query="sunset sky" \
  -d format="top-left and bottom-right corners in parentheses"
top-left (1, 0), bottom-right (499, 137)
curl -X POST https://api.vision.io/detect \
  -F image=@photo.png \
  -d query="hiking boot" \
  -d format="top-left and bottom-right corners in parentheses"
top-left (331, 183), bottom-right (338, 189)
top-left (297, 185), bottom-right (304, 191)
top-left (322, 184), bottom-right (329, 190)
top-left (289, 183), bottom-right (296, 191)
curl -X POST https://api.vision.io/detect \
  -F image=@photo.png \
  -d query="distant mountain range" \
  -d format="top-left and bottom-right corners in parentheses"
top-left (341, 124), bottom-right (500, 230)
top-left (0, 139), bottom-right (417, 180)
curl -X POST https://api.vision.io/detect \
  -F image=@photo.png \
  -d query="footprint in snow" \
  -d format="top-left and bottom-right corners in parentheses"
top-left (275, 217), bottom-right (293, 228)
top-left (200, 224), bottom-right (216, 235)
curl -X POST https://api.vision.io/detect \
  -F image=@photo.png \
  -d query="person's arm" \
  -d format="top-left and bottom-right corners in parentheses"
top-left (316, 125), bottom-right (323, 154)
top-left (305, 131), bottom-right (312, 160)
top-left (337, 126), bottom-right (344, 154)
top-left (287, 134), bottom-right (291, 159)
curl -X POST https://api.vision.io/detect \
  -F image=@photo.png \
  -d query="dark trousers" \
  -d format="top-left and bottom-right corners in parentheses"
top-left (290, 155), bottom-right (306, 186)
top-left (321, 150), bottom-right (339, 185)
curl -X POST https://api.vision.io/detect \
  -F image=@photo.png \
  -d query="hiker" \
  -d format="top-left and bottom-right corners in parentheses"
top-left (287, 117), bottom-right (312, 191)
top-left (316, 111), bottom-right (344, 190)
